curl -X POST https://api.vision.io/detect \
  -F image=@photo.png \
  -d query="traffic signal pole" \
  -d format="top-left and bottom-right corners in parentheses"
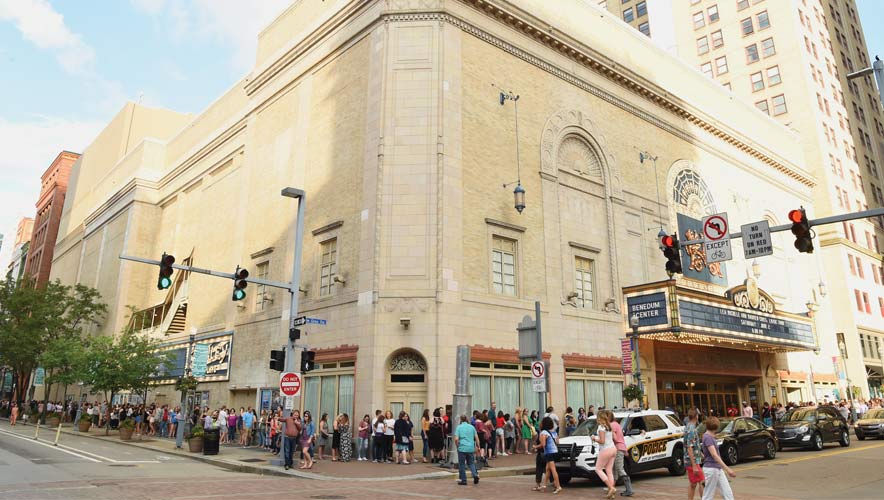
top-left (281, 187), bottom-right (306, 418)
top-left (675, 207), bottom-right (884, 247)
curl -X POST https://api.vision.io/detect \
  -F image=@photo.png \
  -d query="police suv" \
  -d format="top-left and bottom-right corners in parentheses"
top-left (555, 409), bottom-right (686, 485)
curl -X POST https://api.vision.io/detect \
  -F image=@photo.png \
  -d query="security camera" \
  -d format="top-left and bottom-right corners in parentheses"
top-left (400, 317), bottom-right (411, 329)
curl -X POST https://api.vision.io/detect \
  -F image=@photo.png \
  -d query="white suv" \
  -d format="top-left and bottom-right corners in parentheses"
top-left (555, 409), bottom-right (686, 485)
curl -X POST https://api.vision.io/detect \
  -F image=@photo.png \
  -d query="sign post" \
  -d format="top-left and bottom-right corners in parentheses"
top-left (702, 212), bottom-right (732, 263)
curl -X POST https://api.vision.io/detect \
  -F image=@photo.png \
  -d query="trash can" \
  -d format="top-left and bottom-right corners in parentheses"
top-left (203, 427), bottom-right (220, 455)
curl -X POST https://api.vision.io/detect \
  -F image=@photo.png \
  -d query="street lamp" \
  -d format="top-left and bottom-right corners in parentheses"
top-left (846, 56), bottom-right (884, 110)
top-left (629, 314), bottom-right (643, 397)
top-left (499, 88), bottom-right (525, 214)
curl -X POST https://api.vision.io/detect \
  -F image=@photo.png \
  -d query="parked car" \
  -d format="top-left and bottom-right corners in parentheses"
top-left (774, 406), bottom-right (850, 450)
top-left (855, 408), bottom-right (884, 440)
top-left (697, 417), bottom-right (777, 465)
top-left (555, 409), bottom-right (685, 486)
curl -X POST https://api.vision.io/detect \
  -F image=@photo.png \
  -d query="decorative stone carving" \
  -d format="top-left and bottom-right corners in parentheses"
top-left (390, 351), bottom-right (427, 372)
top-left (557, 135), bottom-right (602, 178)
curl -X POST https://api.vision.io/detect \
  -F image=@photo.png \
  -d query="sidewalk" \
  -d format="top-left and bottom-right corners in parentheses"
top-left (0, 419), bottom-right (535, 481)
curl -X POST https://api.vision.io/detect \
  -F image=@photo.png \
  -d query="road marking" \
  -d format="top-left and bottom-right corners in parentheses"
top-left (0, 429), bottom-right (101, 463)
top-left (738, 442), bottom-right (884, 471)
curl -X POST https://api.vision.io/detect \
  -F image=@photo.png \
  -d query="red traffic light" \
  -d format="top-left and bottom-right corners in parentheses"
top-left (788, 209), bottom-right (805, 224)
top-left (661, 235), bottom-right (675, 248)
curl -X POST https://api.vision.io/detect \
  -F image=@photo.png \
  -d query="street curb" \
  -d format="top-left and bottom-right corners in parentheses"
top-left (0, 419), bottom-right (533, 481)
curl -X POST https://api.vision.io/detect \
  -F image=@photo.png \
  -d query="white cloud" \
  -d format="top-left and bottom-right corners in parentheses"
top-left (0, 116), bottom-right (104, 266)
top-left (0, 0), bottom-right (96, 74)
top-left (132, 0), bottom-right (291, 72)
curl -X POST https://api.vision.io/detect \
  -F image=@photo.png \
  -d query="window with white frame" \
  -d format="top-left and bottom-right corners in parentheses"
top-left (565, 367), bottom-right (625, 411)
top-left (697, 36), bottom-right (710, 55)
top-left (761, 37), bottom-right (776, 57)
top-left (715, 56), bottom-right (729, 75)
top-left (707, 5), bottom-right (719, 23)
top-left (751, 71), bottom-right (764, 91)
top-left (755, 99), bottom-right (769, 115)
top-left (319, 238), bottom-right (337, 297)
top-left (575, 256), bottom-right (595, 309)
top-left (746, 43), bottom-right (759, 63)
top-left (693, 11), bottom-right (705, 29)
top-left (772, 94), bottom-right (787, 115)
top-left (255, 261), bottom-right (269, 312)
top-left (711, 30), bottom-right (724, 48)
top-left (701, 61), bottom-right (713, 78)
top-left (492, 236), bottom-right (517, 296)
top-left (766, 65), bottom-right (781, 85)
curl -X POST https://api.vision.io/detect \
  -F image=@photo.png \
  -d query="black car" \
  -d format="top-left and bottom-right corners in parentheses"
top-left (774, 406), bottom-right (850, 450)
top-left (698, 417), bottom-right (778, 466)
top-left (855, 408), bottom-right (884, 440)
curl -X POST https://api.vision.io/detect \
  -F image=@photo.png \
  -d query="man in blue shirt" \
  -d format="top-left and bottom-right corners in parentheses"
top-left (453, 414), bottom-right (480, 485)
top-left (241, 409), bottom-right (255, 448)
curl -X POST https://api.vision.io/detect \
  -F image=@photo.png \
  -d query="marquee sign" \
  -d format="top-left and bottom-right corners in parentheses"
top-left (153, 332), bottom-right (234, 383)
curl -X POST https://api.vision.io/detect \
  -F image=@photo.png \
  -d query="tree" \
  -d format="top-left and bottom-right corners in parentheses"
top-left (82, 330), bottom-right (172, 434)
top-left (0, 279), bottom-right (105, 404)
top-left (41, 336), bottom-right (88, 406)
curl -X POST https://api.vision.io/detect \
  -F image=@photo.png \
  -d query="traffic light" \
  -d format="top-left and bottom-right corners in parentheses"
top-left (789, 208), bottom-right (814, 254)
top-left (661, 234), bottom-right (683, 275)
top-left (269, 349), bottom-right (285, 371)
top-left (232, 266), bottom-right (249, 301)
top-left (157, 253), bottom-right (175, 290)
top-left (301, 350), bottom-right (316, 372)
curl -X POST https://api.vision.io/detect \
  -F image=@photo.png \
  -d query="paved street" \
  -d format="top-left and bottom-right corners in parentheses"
top-left (3, 419), bottom-right (884, 499)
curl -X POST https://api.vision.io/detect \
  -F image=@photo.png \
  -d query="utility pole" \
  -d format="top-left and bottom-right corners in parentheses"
top-left (281, 188), bottom-right (306, 418)
top-left (175, 334), bottom-right (195, 449)
top-left (535, 301), bottom-right (545, 415)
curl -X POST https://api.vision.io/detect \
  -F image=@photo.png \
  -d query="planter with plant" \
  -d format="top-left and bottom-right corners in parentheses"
top-left (622, 383), bottom-right (644, 408)
top-left (48, 414), bottom-right (61, 427)
top-left (187, 425), bottom-right (204, 453)
top-left (77, 412), bottom-right (92, 432)
top-left (119, 418), bottom-right (135, 440)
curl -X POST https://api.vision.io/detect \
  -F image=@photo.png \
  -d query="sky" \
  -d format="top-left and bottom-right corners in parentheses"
top-left (0, 0), bottom-right (883, 265)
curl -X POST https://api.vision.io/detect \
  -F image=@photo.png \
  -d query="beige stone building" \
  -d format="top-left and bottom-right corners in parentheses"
top-left (50, 0), bottom-right (837, 418)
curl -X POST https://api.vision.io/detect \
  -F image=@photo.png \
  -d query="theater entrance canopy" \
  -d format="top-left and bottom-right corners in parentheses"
top-left (623, 279), bottom-right (817, 353)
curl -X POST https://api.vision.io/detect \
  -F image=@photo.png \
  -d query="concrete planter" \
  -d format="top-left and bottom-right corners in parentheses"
top-left (188, 437), bottom-right (204, 453)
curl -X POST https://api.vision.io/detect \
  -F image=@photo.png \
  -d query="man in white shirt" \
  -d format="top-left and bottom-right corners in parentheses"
top-left (741, 401), bottom-right (754, 418)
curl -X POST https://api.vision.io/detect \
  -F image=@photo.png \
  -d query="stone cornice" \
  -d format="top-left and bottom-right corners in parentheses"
top-left (561, 353), bottom-right (621, 370)
top-left (437, 0), bottom-right (814, 187)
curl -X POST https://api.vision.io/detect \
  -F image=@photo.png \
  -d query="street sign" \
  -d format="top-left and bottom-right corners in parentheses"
top-left (741, 220), bottom-right (773, 259)
top-left (530, 361), bottom-right (545, 379)
top-left (702, 212), bottom-right (732, 263)
top-left (191, 343), bottom-right (209, 377)
top-left (292, 316), bottom-right (326, 326)
top-left (285, 396), bottom-right (295, 410)
top-left (279, 372), bottom-right (302, 397)
top-left (621, 339), bottom-right (633, 375)
top-left (532, 378), bottom-right (547, 393)
top-left (34, 367), bottom-right (45, 386)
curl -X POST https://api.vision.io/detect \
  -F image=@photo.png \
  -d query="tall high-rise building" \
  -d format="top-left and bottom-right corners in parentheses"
top-left (24, 151), bottom-right (79, 287)
top-left (608, 0), bottom-right (884, 398)
top-left (5, 217), bottom-right (34, 283)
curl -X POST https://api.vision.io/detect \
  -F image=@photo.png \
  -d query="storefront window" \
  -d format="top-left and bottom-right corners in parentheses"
top-left (302, 362), bottom-right (355, 417)
top-left (470, 362), bottom-right (537, 414)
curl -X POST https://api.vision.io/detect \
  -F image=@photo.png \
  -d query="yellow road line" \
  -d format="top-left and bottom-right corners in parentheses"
top-left (737, 442), bottom-right (884, 471)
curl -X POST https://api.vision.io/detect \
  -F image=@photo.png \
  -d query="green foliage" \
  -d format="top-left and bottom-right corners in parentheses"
top-left (188, 424), bottom-right (204, 440)
top-left (176, 375), bottom-right (199, 393)
top-left (622, 383), bottom-right (644, 404)
top-left (79, 411), bottom-right (93, 423)
top-left (0, 279), bottom-right (106, 402)
top-left (119, 418), bottom-right (135, 430)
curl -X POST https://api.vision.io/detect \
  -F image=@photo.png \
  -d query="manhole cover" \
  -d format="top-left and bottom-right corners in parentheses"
top-left (240, 458), bottom-right (266, 463)
top-left (309, 496), bottom-right (346, 499)
top-left (109, 464), bottom-right (137, 467)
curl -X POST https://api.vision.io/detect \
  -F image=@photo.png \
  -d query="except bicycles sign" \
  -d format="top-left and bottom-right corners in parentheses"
top-left (702, 212), bottom-right (733, 264)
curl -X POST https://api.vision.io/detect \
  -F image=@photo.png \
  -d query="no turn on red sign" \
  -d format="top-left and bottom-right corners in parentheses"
top-left (280, 372), bottom-right (302, 397)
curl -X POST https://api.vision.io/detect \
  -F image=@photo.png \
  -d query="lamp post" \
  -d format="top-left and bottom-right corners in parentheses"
top-left (499, 89), bottom-right (526, 214)
top-left (281, 188), bottom-right (306, 418)
top-left (629, 314), bottom-right (643, 399)
top-left (176, 334), bottom-right (196, 449)
top-left (846, 56), bottom-right (884, 110)
top-left (836, 333), bottom-right (855, 410)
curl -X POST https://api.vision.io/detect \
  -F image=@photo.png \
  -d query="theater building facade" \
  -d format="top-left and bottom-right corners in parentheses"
top-left (49, 0), bottom-right (840, 417)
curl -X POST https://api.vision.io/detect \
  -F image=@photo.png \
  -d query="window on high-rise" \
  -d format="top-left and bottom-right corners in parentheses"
top-left (761, 37), bottom-right (776, 57)
top-left (708, 5), bottom-right (720, 23)
top-left (755, 99), bottom-right (769, 115)
top-left (693, 11), bottom-right (705, 29)
top-left (638, 21), bottom-right (650, 36)
top-left (746, 44), bottom-right (759, 63)
top-left (701, 62), bottom-right (713, 78)
top-left (636, 1), bottom-right (647, 17)
top-left (864, 292), bottom-right (872, 314)
top-left (492, 236), bottom-right (518, 296)
top-left (856, 289), bottom-right (864, 311)
top-left (715, 56), bottom-right (728, 75)
top-left (711, 30), bottom-right (724, 48)
top-left (623, 7), bottom-right (634, 23)
top-left (697, 36), bottom-right (710, 55)
top-left (751, 72), bottom-right (764, 91)
top-left (772, 94), bottom-right (787, 115)
top-left (737, 0), bottom-right (749, 10)
top-left (741, 17), bottom-right (754, 36)
top-left (766, 65), bottom-right (781, 85)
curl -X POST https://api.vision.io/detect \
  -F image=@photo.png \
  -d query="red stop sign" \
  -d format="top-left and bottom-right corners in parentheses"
top-left (280, 372), bottom-right (301, 397)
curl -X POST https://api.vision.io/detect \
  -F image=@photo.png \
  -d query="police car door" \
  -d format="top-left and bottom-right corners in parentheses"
top-left (630, 415), bottom-right (670, 467)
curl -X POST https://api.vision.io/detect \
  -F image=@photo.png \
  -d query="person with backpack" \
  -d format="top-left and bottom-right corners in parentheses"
top-left (428, 408), bottom-right (446, 462)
